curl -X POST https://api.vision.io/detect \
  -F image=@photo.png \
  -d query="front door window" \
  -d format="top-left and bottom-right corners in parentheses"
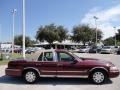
top-left (57, 52), bottom-right (74, 62)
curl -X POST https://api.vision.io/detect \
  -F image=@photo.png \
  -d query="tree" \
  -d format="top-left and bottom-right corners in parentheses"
top-left (90, 28), bottom-right (103, 44)
top-left (57, 26), bottom-right (68, 42)
top-left (36, 24), bottom-right (68, 45)
top-left (14, 35), bottom-right (32, 47)
top-left (31, 40), bottom-right (37, 45)
top-left (103, 37), bottom-right (115, 46)
top-left (71, 25), bottom-right (91, 45)
top-left (71, 24), bottom-right (103, 46)
top-left (116, 29), bottom-right (120, 41)
top-left (104, 29), bottom-right (120, 46)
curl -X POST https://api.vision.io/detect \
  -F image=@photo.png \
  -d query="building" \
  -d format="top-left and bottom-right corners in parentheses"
top-left (33, 40), bottom-right (83, 49)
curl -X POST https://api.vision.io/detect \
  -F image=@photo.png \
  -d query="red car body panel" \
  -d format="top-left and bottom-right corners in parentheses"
top-left (5, 49), bottom-right (119, 79)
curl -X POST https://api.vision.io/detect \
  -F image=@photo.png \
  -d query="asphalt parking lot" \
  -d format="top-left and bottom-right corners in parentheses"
top-left (0, 53), bottom-right (120, 90)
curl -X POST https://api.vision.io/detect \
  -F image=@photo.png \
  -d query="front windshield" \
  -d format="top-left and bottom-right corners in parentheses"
top-left (68, 51), bottom-right (82, 60)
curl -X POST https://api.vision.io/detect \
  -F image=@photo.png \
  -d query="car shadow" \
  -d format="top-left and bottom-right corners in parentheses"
top-left (0, 75), bottom-right (113, 85)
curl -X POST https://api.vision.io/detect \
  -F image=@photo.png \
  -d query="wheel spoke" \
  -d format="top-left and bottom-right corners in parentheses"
top-left (92, 71), bottom-right (105, 83)
top-left (25, 71), bottom-right (36, 83)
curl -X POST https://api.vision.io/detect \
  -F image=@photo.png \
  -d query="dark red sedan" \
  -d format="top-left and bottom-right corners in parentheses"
top-left (5, 49), bottom-right (119, 84)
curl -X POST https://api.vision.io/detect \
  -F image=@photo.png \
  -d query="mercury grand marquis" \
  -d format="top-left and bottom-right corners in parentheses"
top-left (5, 49), bottom-right (119, 84)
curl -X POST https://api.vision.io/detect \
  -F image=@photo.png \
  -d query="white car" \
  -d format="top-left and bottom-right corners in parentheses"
top-left (78, 46), bottom-right (90, 53)
top-left (101, 46), bottom-right (115, 54)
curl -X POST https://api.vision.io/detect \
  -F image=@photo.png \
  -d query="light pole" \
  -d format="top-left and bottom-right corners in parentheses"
top-left (93, 16), bottom-right (98, 46)
top-left (22, 0), bottom-right (26, 59)
top-left (12, 9), bottom-right (17, 55)
top-left (0, 24), bottom-right (1, 49)
top-left (113, 27), bottom-right (117, 46)
top-left (0, 24), bottom-right (1, 60)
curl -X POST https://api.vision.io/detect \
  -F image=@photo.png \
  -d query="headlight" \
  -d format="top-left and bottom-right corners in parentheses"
top-left (110, 66), bottom-right (118, 71)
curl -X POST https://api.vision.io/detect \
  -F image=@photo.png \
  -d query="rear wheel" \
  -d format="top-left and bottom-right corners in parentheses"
top-left (89, 70), bottom-right (107, 84)
top-left (23, 70), bottom-right (38, 84)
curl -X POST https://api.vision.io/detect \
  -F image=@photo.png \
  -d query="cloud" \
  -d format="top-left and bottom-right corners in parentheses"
top-left (81, 5), bottom-right (120, 39)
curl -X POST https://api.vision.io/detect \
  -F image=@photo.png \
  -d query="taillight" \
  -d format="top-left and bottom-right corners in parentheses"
top-left (8, 62), bottom-right (13, 68)
top-left (8, 61), bottom-right (17, 68)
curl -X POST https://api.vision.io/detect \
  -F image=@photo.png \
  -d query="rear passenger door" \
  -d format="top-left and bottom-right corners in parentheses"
top-left (36, 51), bottom-right (57, 76)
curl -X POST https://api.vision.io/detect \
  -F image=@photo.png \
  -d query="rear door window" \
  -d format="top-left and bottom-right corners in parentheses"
top-left (38, 52), bottom-right (43, 61)
top-left (44, 52), bottom-right (53, 61)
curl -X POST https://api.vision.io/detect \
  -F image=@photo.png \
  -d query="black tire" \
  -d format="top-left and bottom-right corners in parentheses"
top-left (23, 70), bottom-right (38, 84)
top-left (89, 70), bottom-right (108, 84)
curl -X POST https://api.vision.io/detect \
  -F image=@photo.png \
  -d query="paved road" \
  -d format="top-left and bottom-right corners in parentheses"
top-left (0, 53), bottom-right (120, 90)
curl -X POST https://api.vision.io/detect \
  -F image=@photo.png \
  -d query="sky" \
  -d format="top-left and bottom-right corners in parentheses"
top-left (0, 0), bottom-right (120, 42)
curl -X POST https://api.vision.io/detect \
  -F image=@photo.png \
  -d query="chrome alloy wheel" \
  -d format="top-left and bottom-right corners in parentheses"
top-left (92, 71), bottom-right (105, 84)
top-left (25, 71), bottom-right (36, 83)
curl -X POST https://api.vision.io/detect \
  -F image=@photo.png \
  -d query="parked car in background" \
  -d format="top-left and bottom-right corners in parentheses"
top-left (69, 47), bottom-right (79, 53)
top-left (89, 46), bottom-right (102, 53)
top-left (78, 46), bottom-right (90, 53)
top-left (25, 49), bottom-right (32, 54)
top-left (101, 46), bottom-right (115, 54)
top-left (5, 49), bottom-right (119, 84)
top-left (117, 48), bottom-right (120, 55)
top-left (25, 47), bottom-right (44, 54)
top-left (114, 46), bottom-right (120, 54)
top-left (1, 48), bottom-right (11, 53)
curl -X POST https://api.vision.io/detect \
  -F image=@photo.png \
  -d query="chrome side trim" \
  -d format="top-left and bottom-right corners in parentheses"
top-left (57, 75), bottom-right (88, 78)
top-left (89, 67), bottom-right (108, 73)
top-left (41, 70), bottom-right (87, 73)
top-left (6, 68), bottom-right (21, 72)
top-left (41, 70), bottom-right (56, 73)
top-left (58, 70), bottom-right (87, 73)
top-left (40, 75), bottom-right (88, 78)
top-left (23, 67), bottom-right (40, 76)
top-left (40, 75), bottom-right (56, 77)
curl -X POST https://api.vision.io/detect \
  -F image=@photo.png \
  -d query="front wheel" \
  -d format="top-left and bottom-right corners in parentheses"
top-left (89, 70), bottom-right (107, 84)
top-left (23, 70), bottom-right (38, 84)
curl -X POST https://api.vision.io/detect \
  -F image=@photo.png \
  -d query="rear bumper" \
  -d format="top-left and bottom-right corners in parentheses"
top-left (5, 68), bottom-right (22, 77)
top-left (109, 70), bottom-right (120, 78)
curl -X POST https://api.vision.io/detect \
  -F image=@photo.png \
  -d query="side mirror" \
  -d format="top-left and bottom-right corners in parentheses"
top-left (70, 60), bottom-right (78, 64)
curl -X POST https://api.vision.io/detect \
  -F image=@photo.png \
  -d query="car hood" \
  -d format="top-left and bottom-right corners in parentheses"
top-left (80, 57), bottom-right (115, 67)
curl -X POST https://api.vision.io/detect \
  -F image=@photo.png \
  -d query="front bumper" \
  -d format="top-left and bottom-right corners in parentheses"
top-left (5, 68), bottom-right (22, 77)
top-left (109, 69), bottom-right (120, 78)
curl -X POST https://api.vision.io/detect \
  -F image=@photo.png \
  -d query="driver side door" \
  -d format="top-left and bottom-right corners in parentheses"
top-left (56, 51), bottom-right (84, 76)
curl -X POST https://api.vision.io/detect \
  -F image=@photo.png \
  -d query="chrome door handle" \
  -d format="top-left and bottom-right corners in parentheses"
top-left (57, 64), bottom-right (63, 66)
top-left (36, 64), bottom-right (41, 66)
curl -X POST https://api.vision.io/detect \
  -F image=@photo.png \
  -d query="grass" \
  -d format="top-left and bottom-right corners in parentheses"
top-left (0, 60), bottom-right (10, 65)
top-left (0, 53), bottom-right (31, 65)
